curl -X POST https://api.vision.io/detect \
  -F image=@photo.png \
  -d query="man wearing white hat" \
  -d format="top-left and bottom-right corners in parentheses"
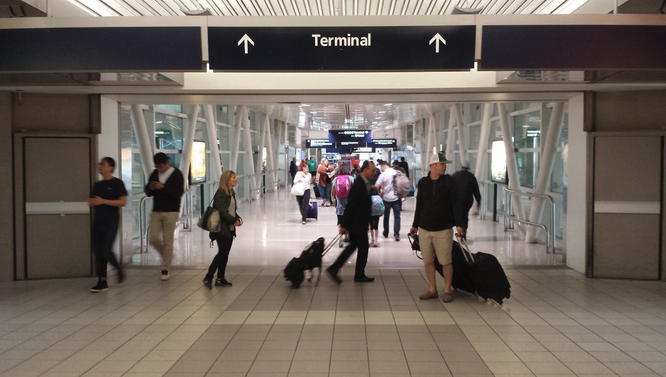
top-left (409, 152), bottom-right (463, 303)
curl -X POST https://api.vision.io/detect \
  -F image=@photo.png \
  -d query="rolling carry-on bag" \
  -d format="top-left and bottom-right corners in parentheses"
top-left (306, 201), bottom-right (318, 220)
top-left (456, 237), bottom-right (511, 304)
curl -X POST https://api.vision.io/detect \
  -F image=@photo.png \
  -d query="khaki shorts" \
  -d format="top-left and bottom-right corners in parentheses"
top-left (419, 228), bottom-right (453, 266)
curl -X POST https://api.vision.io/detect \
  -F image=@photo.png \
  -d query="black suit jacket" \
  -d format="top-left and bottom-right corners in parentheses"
top-left (340, 176), bottom-right (371, 234)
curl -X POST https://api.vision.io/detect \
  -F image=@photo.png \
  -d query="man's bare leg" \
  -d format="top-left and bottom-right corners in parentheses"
top-left (425, 262), bottom-right (437, 294)
top-left (442, 263), bottom-right (453, 293)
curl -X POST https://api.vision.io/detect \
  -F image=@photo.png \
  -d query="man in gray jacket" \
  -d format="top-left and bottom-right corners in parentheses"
top-left (409, 153), bottom-right (463, 303)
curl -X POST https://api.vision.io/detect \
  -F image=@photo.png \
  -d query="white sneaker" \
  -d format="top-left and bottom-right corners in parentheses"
top-left (161, 270), bottom-right (170, 281)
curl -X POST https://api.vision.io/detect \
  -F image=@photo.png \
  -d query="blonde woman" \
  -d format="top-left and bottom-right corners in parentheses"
top-left (203, 170), bottom-right (243, 289)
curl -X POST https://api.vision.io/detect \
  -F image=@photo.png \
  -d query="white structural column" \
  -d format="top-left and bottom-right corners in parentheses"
top-left (425, 106), bottom-right (436, 162)
top-left (498, 103), bottom-right (526, 235)
top-left (241, 106), bottom-right (257, 194)
top-left (525, 102), bottom-right (565, 243)
top-left (418, 120), bottom-right (427, 175)
top-left (179, 104), bottom-right (200, 181)
top-left (265, 114), bottom-right (277, 190)
top-left (445, 107), bottom-right (456, 160)
top-left (230, 106), bottom-right (243, 172)
top-left (255, 112), bottom-right (266, 177)
top-left (204, 104), bottom-right (222, 183)
top-left (130, 104), bottom-right (154, 179)
top-left (454, 104), bottom-right (468, 165)
top-left (474, 103), bottom-right (494, 180)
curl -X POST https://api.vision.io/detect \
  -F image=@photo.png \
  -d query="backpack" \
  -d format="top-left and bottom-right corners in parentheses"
top-left (393, 170), bottom-right (411, 198)
top-left (371, 195), bottom-right (385, 216)
top-left (334, 175), bottom-right (351, 199)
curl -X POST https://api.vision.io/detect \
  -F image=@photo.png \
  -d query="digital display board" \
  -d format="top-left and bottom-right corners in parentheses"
top-left (491, 140), bottom-right (508, 184)
top-left (191, 141), bottom-right (207, 184)
top-left (306, 139), bottom-right (335, 148)
top-left (329, 130), bottom-right (372, 143)
top-left (369, 139), bottom-right (397, 148)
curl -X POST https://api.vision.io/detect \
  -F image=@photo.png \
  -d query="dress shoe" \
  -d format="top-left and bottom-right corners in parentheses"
top-left (353, 276), bottom-right (375, 283)
top-left (326, 268), bottom-right (342, 284)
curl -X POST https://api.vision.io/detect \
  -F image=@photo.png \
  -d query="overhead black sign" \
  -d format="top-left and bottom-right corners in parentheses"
top-left (0, 27), bottom-right (203, 72)
top-left (481, 25), bottom-right (666, 70)
top-left (369, 139), bottom-right (397, 148)
top-left (306, 139), bottom-right (335, 148)
top-left (208, 26), bottom-right (475, 71)
top-left (329, 130), bottom-right (372, 143)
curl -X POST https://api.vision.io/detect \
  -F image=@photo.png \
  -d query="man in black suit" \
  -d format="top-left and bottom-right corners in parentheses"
top-left (326, 160), bottom-right (376, 283)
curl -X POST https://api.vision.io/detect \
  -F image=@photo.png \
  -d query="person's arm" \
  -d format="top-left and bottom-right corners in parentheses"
top-left (449, 178), bottom-right (464, 236)
top-left (410, 179), bottom-right (423, 234)
top-left (144, 171), bottom-right (157, 196)
top-left (89, 196), bottom-right (126, 207)
top-left (473, 177), bottom-right (482, 204)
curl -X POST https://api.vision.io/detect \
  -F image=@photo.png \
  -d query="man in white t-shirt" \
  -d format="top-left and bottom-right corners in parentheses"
top-left (375, 161), bottom-right (402, 241)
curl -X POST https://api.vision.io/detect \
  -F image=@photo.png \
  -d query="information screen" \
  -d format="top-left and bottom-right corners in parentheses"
top-left (306, 139), bottom-right (335, 148)
top-left (491, 140), bottom-right (508, 184)
top-left (328, 130), bottom-right (372, 143)
top-left (191, 141), bottom-right (207, 184)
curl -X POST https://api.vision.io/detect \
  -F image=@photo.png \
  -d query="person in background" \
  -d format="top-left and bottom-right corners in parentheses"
top-left (317, 158), bottom-right (334, 207)
top-left (203, 170), bottom-right (243, 289)
top-left (89, 157), bottom-right (127, 292)
top-left (351, 163), bottom-right (360, 179)
top-left (145, 152), bottom-right (184, 281)
top-left (410, 152), bottom-right (464, 303)
top-left (307, 156), bottom-right (319, 198)
top-left (331, 164), bottom-right (354, 245)
top-left (399, 156), bottom-right (410, 178)
top-left (326, 160), bottom-right (376, 284)
top-left (451, 160), bottom-right (482, 238)
top-left (370, 159), bottom-right (382, 185)
top-left (375, 160), bottom-right (402, 242)
top-left (369, 186), bottom-right (384, 248)
top-left (293, 163), bottom-right (313, 225)
top-left (392, 160), bottom-right (404, 174)
top-left (289, 157), bottom-right (298, 186)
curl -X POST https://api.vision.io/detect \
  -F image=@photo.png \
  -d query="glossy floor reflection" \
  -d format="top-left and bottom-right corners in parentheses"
top-left (132, 189), bottom-right (565, 269)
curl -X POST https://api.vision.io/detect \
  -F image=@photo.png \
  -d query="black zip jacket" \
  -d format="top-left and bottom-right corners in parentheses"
top-left (412, 172), bottom-right (463, 232)
top-left (144, 168), bottom-right (185, 212)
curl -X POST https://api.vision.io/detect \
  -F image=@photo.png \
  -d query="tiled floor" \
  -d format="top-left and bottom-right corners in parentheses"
top-left (2, 192), bottom-right (665, 376)
top-left (1, 268), bottom-right (666, 376)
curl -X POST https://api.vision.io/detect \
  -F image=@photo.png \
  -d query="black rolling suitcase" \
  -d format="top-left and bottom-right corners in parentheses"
top-left (454, 237), bottom-right (511, 304)
top-left (409, 234), bottom-right (511, 304)
top-left (284, 234), bottom-right (341, 288)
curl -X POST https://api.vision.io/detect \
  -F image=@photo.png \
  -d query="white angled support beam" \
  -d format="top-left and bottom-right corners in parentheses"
top-left (179, 105), bottom-right (200, 181)
top-left (241, 106), bottom-right (257, 194)
top-left (204, 104), bottom-right (222, 184)
top-left (526, 102), bottom-right (565, 244)
top-left (230, 106), bottom-right (242, 172)
top-left (445, 107), bottom-right (456, 161)
top-left (265, 114), bottom-right (277, 190)
top-left (256, 112), bottom-right (266, 177)
top-left (498, 103), bottom-right (526, 235)
top-left (474, 103), bottom-right (493, 180)
top-left (130, 104), bottom-right (154, 180)
top-left (454, 104), bottom-right (468, 166)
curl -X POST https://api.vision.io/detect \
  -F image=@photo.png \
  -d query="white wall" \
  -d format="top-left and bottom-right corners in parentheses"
top-left (566, 94), bottom-right (586, 273)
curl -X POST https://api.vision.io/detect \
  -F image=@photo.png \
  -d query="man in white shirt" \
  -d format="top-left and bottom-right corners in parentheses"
top-left (375, 161), bottom-right (402, 241)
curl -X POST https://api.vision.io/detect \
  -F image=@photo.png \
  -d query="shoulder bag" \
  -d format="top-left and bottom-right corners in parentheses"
top-left (197, 197), bottom-right (222, 232)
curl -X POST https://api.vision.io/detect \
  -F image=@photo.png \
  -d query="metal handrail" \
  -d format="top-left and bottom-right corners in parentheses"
top-left (138, 195), bottom-right (152, 253)
top-left (503, 188), bottom-right (556, 254)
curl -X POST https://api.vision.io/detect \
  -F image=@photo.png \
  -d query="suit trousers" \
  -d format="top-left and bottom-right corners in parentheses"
top-left (329, 230), bottom-right (369, 279)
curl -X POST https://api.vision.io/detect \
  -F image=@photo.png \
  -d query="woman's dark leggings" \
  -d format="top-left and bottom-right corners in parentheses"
top-left (206, 234), bottom-right (234, 279)
top-left (296, 190), bottom-right (311, 221)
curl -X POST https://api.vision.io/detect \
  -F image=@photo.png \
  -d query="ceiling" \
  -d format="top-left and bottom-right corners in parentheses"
top-left (3, 0), bottom-right (662, 131)
top-left (65, 0), bottom-right (615, 17)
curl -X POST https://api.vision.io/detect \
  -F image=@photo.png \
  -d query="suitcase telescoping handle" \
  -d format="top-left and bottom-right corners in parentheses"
top-left (456, 235), bottom-right (475, 264)
top-left (322, 233), bottom-right (344, 256)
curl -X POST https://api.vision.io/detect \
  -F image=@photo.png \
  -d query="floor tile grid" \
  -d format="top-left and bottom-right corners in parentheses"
top-left (1, 269), bottom-right (255, 376)
top-left (488, 269), bottom-right (666, 376)
top-left (165, 269), bottom-right (322, 376)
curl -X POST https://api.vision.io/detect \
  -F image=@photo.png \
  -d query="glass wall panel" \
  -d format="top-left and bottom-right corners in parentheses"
top-left (156, 104), bottom-right (182, 113)
top-left (216, 105), bottom-right (230, 124)
top-left (513, 113), bottom-right (541, 149)
top-left (155, 113), bottom-right (184, 150)
top-left (551, 151), bottom-right (565, 194)
top-left (516, 151), bottom-right (536, 189)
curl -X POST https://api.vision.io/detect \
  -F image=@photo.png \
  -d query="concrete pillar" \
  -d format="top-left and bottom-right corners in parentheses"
top-left (454, 103), bottom-right (468, 165)
top-left (230, 105), bottom-right (243, 172)
top-left (474, 103), bottom-right (493, 180)
top-left (445, 107), bottom-right (456, 161)
top-left (179, 104), bottom-right (199, 181)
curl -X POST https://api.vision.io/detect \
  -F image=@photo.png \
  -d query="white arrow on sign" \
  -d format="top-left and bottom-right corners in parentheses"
top-left (429, 33), bottom-right (446, 53)
top-left (238, 34), bottom-right (254, 54)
